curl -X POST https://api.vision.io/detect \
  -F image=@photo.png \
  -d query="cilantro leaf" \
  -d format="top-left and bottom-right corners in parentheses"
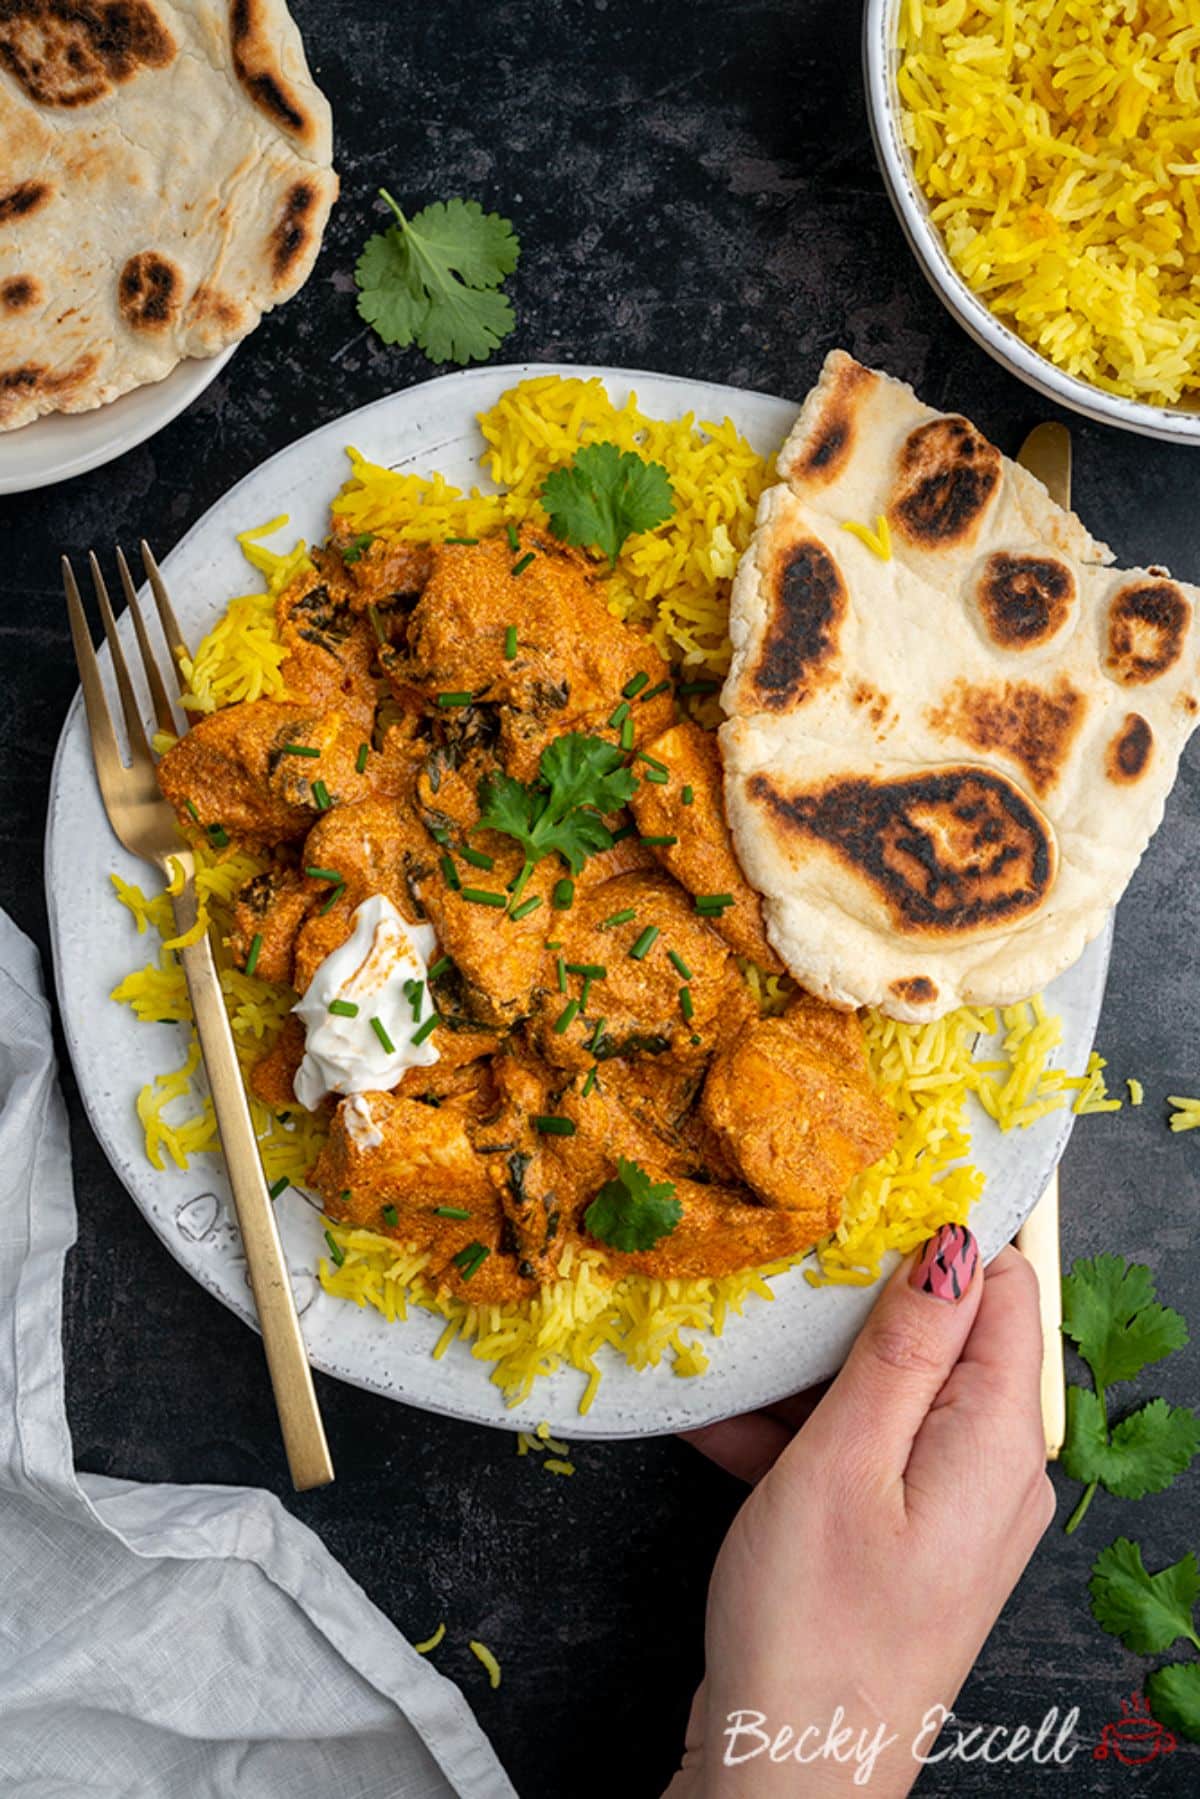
top-left (584, 1157), bottom-right (682, 1252)
top-left (355, 191), bottom-right (519, 367)
top-left (1063, 1254), bottom-right (1188, 1387)
top-left (540, 442), bottom-right (674, 565)
top-left (1146, 1661), bottom-right (1200, 1743)
top-left (1089, 1538), bottom-right (1200, 1656)
top-left (1064, 1392), bottom-right (1200, 1500)
top-left (477, 734), bottom-right (637, 877)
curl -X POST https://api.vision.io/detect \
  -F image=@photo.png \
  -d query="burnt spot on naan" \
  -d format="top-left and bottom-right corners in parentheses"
top-left (189, 285), bottom-right (244, 331)
top-left (117, 251), bottom-right (181, 332)
top-left (1106, 579), bottom-right (1191, 686)
top-left (269, 180), bottom-right (319, 286)
top-left (927, 675), bottom-right (1085, 797)
top-left (0, 0), bottom-right (174, 108)
top-left (1105, 714), bottom-right (1153, 784)
top-left (974, 552), bottom-right (1076, 650)
top-left (0, 276), bottom-right (39, 313)
top-left (749, 766), bottom-right (1054, 938)
top-left (751, 539), bottom-right (847, 711)
top-left (888, 416), bottom-right (1001, 550)
top-left (230, 0), bottom-right (316, 142)
top-left (0, 351), bottom-right (102, 424)
top-left (889, 976), bottom-right (938, 1007)
top-left (851, 681), bottom-right (891, 732)
top-left (0, 179), bottom-right (52, 224)
top-left (789, 356), bottom-right (875, 488)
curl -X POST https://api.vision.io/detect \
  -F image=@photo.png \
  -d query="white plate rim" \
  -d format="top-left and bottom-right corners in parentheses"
top-left (45, 361), bottom-right (1112, 1439)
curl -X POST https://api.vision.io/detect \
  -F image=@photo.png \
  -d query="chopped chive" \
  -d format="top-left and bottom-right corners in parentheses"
top-left (681, 784), bottom-right (694, 805)
top-left (329, 998), bottom-right (359, 1018)
top-left (506, 521), bottom-right (520, 552)
top-left (459, 844), bottom-right (495, 871)
top-left (509, 895), bottom-right (543, 921)
top-left (356, 742), bottom-right (369, 774)
top-left (412, 1012), bottom-right (440, 1047)
top-left (311, 779), bottom-right (332, 811)
top-left (440, 852), bottom-right (461, 890)
top-left (318, 882), bottom-right (345, 916)
top-left (305, 865), bottom-right (343, 883)
top-left (677, 679), bottom-right (720, 695)
top-left (428, 956), bottom-right (452, 981)
top-left (461, 886), bottom-right (507, 907)
top-left (382, 1203), bottom-right (399, 1227)
top-left (629, 925), bottom-right (660, 960)
top-left (545, 940), bottom-right (562, 949)
top-left (690, 1033), bottom-right (701, 1046)
top-left (268, 1176), bottom-right (289, 1200)
top-left (444, 536), bottom-right (479, 546)
top-left (556, 956), bottom-right (567, 992)
top-left (184, 799), bottom-right (199, 821)
top-left (552, 878), bottom-right (574, 910)
top-left (623, 671), bottom-right (649, 698)
top-left (680, 986), bottom-right (695, 1022)
top-left (437, 691), bottom-right (474, 708)
top-left (280, 742), bottom-right (320, 757)
top-left (696, 894), bottom-right (735, 914)
top-left (636, 750), bottom-right (668, 773)
top-left (370, 1016), bottom-right (396, 1054)
top-left (610, 822), bottom-right (637, 844)
top-left (600, 907), bottom-right (636, 929)
top-left (566, 963), bottom-right (606, 978)
top-left (511, 552), bottom-right (536, 577)
top-left (435, 1205), bottom-right (472, 1220)
top-left (404, 979), bottom-right (424, 1021)
top-left (579, 978), bottom-right (594, 1011)
top-left (641, 835), bottom-right (678, 847)
top-left (608, 700), bottom-right (630, 728)
top-left (504, 624), bottom-right (518, 659)
top-left (244, 933), bottom-right (263, 977)
top-left (668, 949), bottom-right (693, 980)
top-left (588, 1017), bottom-right (607, 1051)
top-left (430, 825), bottom-right (450, 844)
top-left (554, 999), bottom-right (581, 1034)
top-left (582, 1066), bottom-right (597, 1098)
top-left (620, 717), bottom-right (635, 751)
top-left (639, 679), bottom-right (671, 703)
top-left (324, 1229), bottom-right (345, 1267)
top-left (367, 603), bottom-right (387, 644)
top-left (642, 766), bottom-right (669, 785)
top-left (453, 1240), bottom-right (490, 1279)
top-left (207, 823), bottom-right (230, 847)
top-left (534, 1115), bottom-right (576, 1136)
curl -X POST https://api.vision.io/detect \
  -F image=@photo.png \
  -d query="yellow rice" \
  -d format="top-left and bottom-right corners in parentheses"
top-left (112, 373), bottom-right (1119, 1413)
top-left (898, 0), bottom-right (1200, 407)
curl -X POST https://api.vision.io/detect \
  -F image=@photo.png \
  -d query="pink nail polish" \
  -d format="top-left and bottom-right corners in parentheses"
top-left (910, 1223), bottom-right (979, 1303)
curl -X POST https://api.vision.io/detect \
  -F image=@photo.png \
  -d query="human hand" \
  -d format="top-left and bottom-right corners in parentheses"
top-left (666, 1231), bottom-right (1054, 1797)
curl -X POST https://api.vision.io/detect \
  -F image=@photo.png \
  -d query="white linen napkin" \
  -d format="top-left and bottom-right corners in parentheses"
top-left (0, 912), bottom-right (517, 1799)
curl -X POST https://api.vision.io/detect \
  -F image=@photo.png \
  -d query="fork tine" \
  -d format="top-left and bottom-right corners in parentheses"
top-left (63, 556), bottom-right (126, 807)
top-left (140, 540), bottom-right (194, 693)
top-left (89, 552), bottom-right (153, 765)
top-left (116, 546), bottom-right (178, 740)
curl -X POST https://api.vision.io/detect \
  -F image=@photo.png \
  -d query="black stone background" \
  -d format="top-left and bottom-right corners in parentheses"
top-left (2, 1), bottom-right (1199, 1792)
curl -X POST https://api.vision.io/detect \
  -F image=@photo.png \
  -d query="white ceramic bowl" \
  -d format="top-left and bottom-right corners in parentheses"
top-left (862, 0), bottom-right (1200, 446)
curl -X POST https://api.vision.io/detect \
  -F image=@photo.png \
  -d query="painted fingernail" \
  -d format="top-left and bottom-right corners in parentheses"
top-left (910, 1223), bottom-right (979, 1303)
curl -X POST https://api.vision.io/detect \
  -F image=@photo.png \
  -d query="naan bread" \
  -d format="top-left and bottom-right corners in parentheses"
top-left (721, 350), bottom-right (1200, 1021)
top-left (0, 0), bottom-right (337, 429)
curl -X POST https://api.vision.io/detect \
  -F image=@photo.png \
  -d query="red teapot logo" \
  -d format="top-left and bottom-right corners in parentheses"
top-left (1093, 1691), bottom-right (1177, 1765)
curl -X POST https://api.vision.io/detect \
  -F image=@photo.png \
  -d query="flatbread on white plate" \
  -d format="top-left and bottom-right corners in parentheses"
top-left (0, 0), bottom-right (337, 430)
top-left (721, 350), bottom-right (1200, 1021)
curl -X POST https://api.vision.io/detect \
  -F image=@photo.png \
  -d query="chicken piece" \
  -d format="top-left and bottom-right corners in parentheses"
top-left (248, 1010), bottom-right (499, 1114)
top-left (526, 870), bottom-right (757, 1071)
top-left (386, 529), bottom-right (674, 779)
top-left (629, 720), bottom-right (784, 972)
top-left (289, 794), bottom-right (439, 991)
top-left (157, 701), bottom-right (375, 848)
top-left (417, 837), bottom-right (560, 1030)
top-left (229, 862), bottom-right (311, 984)
top-left (337, 536), bottom-right (434, 619)
top-left (311, 1091), bottom-right (530, 1303)
top-left (608, 1175), bottom-right (825, 1280)
top-left (249, 1014), bottom-right (308, 1110)
top-left (701, 991), bottom-right (897, 1235)
top-left (275, 557), bottom-right (378, 728)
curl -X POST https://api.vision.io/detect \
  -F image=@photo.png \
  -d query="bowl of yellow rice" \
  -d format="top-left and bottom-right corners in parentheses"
top-left (865, 0), bottom-right (1200, 443)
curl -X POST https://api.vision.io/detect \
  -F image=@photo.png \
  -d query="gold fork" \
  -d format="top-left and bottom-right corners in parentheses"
top-left (64, 544), bottom-right (334, 1492)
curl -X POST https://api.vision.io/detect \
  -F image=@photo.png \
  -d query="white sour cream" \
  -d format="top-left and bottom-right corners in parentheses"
top-left (293, 894), bottom-right (440, 1112)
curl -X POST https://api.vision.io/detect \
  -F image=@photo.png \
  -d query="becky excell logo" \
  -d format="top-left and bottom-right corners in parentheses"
top-left (722, 1692), bottom-right (1178, 1783)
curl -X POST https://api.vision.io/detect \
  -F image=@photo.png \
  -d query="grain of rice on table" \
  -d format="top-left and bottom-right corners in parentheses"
top-left (899, 0), bottom-right (1200, 407)
top-left (109, 375), bottom-right (1114, 1413)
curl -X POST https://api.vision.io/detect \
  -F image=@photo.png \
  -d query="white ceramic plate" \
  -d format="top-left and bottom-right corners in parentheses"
top-left (45, 363), bottom-right (1112, 1439)
top-left (0, 347), bottom-right (235, 496)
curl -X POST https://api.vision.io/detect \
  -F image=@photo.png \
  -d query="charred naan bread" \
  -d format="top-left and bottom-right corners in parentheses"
top-left (0, 0), bottom-right (337, 429)
top-left (722, 351), bottom-right (1200, 1021)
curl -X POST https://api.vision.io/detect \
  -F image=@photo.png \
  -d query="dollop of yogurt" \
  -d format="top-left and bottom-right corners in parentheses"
top-left (293, 894), bottom-right (440, 1112)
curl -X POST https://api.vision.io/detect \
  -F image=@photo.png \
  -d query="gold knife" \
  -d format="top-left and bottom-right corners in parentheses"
top-left (1014, 421), bottom-right (1071, 1461)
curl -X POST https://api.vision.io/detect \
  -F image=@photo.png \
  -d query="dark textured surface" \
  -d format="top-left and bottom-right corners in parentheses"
top-left (3, 0), bottom-right (1200, 1792)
